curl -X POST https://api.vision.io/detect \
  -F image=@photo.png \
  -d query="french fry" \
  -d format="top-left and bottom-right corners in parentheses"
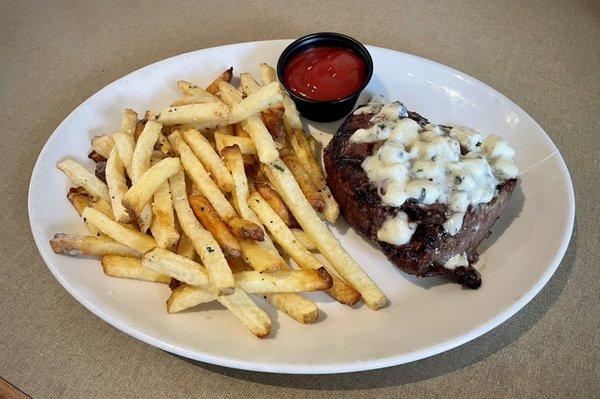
top-left (91, 135), bottom-right (115, 159)
top-left (289, 130), bottom-right (339, 222)
top-left (219, 81), bottom-right (279, 163)
top-left (307, 135), bottom-right (318, 158)
top-left (120, 109), bottom-right (138, 135)
top-left (150, 179), bottom-right (180, 250)
top-left (163, 267), bottom-right (330, 308)
top-left (102, 256), bottom-right (171, 283)
top-left (169, 131), bottom-right (237, 221)
top-left (264, 293), bottom-right (319, 324)
top-left (143, 247), bottom-right (210, 287)
top-left (156, 102), bottom-right (229, 126)
top-left (205, 67), bottom-right (233, 95)
top-left (227, 218), bottom-right (264, 241)
top-left (291, 228), bottom-right (316, 251)
top-left (221, 145), bottom-right (285, 271)
top-left (122, 157), bottom-right (181, 220)
top-left (233, 123), bottom-right (250, 138)
top-left (183, 128), bottom-right (234, 192)
top-left (249, 191), bottom-right (361, 305)
top-left (67, 187), bottom-right (102, 235)
top-left (264, 160), bottom-right (387, 309)
top-left (134, 119), bottom-right (145, 141)
top-left (90, 197), bottom-right (115, 220)
top-left (177, 80), bottom-right (220, 102)
top-left (50, 234), bottom-right (142, 258)
top-left (57, 159), bottom-right (110, 202)
top-left (253, 181), bottom-right (296, 228)
top-left (105, 148), bottom-right (131, 223)
top-left (169, 169), bottom-right (234, 296)
top-left (112, 130), bottom-right (135, 176)
top-left (259, 63), bottom-right (302, 132)
top-left (259, 63), bottom-right (277, 86)
top-left (217, 81), bottom-right (283, 125)
top-left (188, 194), bottom-right (242, 258)
top-left (235, 268), bottom-right (332, 293)
top-left (215, 289), bottom-right (270, 338)
top-left (170, 96), bottom-right (214, 107)
top-left (260, 104), bottom-right (286, 142)
top-left (167, 284), bottom-right (216, 312)
top-left (214, 133), bottom-right (256, 155)
top-left (82, 207), bottom-right (156, 253)
top-left (176, 233), bottom-right (197, 261)
top-left (282, 154), bottom-right (325, 213)
top-left (130, 120), bottom-right (162, 232)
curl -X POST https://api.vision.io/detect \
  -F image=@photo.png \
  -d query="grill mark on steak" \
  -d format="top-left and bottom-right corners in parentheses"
top-left (324, 106), bottom-right (517, 288)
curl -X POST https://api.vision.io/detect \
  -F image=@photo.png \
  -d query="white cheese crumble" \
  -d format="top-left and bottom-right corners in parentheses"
top-left (351, 96), bottom-right (518, 245)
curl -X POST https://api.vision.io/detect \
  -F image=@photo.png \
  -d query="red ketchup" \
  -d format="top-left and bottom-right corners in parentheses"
top-left (283, 46), bottom-right (367, 101)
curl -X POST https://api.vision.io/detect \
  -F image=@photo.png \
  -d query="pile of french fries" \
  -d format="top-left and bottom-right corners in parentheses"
top-left (51, 64), bottom-right (387, 338)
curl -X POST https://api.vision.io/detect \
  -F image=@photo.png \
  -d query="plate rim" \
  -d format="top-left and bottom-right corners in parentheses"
top-left (28, 39), bottom-right (575, 374)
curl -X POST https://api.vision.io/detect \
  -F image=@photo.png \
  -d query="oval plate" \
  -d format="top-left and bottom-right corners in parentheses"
top-left (28, 40), bottom-right (574, 374)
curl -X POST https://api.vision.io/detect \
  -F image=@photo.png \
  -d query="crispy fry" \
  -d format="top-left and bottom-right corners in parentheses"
top-left (217, 81), bottom-right (283, 125)
top-left (112, 130), bottom-right (135, 176)
top-left (163, 266), bottom-right (331, 307)
top-left (177, 80), bottom-right (220, 102)
top-left (169, 168), bottom-right (234, 296)
top-left (134, 119), bottom-right (145, 141)
top-left (156, 102), bottom-right (229, 126)
top-left (82, 207), bottom-right (156, 253)
top-left (307, 135), bottom-right (318, 158)
top-left (57, 159), bottom-right (110, 202)
top-left (167, 284), bottom-right (216, 312)
top-left (67, 187), bottom-right (102, 235)
top-left (50, 233), bottom-right (142, 258)
top-left (106, 148), bottom-right (131, 223)
top-left (170, 96), bottom-right (214, 107)
top-left (206, 67), bottom-right (233, 95)
top-left (289, 130), bottom-right (339, 222)
top-left (189, 194), bottom-right (242, 258)
top-left (290, 228), bottom-right (316, 251)
top-left (249, 191), bottom-right (361, 305)
top-left (122, 157), bottom-right (181, 220)
top-left (222, 144), bottom-right (284, 271)
top-left (143, 248), bottom-right (210, 287)
top-left (214, 289), bottom-right (270, 338)
top-left (150, 177), bottom-right (180, 250)
top-left (219, 81), bottom-right (279, 163)
top-left (91, 135), bottom-right (115, 159)
top-left (183, 128), bottom-right (234, 192)
top-left (102, 256), bottom-right (171, 283)
top-left (227, 217), bottom-right (264, 241)
top-left (146, 248), bottom-right (285, 337)
top-left (234, 268), bottom-right (332, 293)
top-left (238, 239), bottom-right (282, 272)
top-left (253, 181), bottom-right (296, 228)
top-left (264, 293), bottom-right (319, 324)
top-left (233, 123), bottom-right (250, 138)
top-left (130, 120), bottom-right (162, 232)
top-left (169, 131), bottom-right (237, 221)
top-left (261, 104), bottom-right (286, 141)
top-left (282, 154), bottom-right (325, 213)
top-left (264, 160), bottom-right (387, 309)
top-left (176, 233), bottom-right (197, 261)
top-left (214, 133), bottom-right (256, 155)
top-left (259, 63), bottom-right (277, 85)
top-left (120, 109), bottom-right (138, 135)
top-left (259, 63), bottom-right (302, 132)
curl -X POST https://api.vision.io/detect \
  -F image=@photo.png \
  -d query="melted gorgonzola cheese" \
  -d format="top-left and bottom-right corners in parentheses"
top-left (351, 96), bottom-right (518, 245)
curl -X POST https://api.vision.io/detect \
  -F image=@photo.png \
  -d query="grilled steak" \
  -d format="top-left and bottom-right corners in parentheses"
top-left (324, 107), bottom-right (517, 288)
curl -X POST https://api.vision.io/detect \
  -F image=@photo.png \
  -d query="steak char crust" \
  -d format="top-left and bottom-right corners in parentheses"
top-left (324, 108), bottom-right (517, 288)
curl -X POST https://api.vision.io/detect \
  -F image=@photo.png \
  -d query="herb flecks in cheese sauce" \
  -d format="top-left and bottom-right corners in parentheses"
top-left (350, 96), bottom-right (518, 246)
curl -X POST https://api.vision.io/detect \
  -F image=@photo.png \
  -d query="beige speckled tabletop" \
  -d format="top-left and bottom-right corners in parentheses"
top-left (1, 0), bottom-right (599, 397)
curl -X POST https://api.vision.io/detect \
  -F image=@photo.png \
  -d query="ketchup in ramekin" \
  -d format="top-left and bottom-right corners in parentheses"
top-left (277, 33), bottom-right (373, 122)
top-left (283, 46), bottom-right (367, 102)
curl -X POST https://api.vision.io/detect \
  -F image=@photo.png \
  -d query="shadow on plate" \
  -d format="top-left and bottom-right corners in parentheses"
top-left (173, 220), bottom-right (577, 389)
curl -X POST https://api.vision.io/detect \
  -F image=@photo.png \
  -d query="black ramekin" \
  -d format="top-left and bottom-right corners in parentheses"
top-left (277, 32), bottom-right (373, 122)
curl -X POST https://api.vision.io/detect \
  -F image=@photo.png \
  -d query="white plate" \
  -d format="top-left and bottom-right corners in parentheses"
top-left (28, 40), bottom-right (574, 374)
